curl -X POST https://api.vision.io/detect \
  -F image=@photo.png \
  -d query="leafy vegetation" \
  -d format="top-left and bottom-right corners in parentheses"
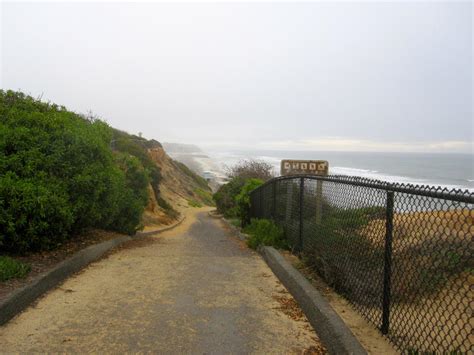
top-left (213, 177), bottom-right (262, 226)
top-left (235, 178), bottom-right (263, 226)
top-left (228, 218), bottom-right (241, 228)
top-left (315, 206), bottom-right (385, 233)
top-left (214, 159), bottom-right (273, 222)
top-left (244, 219), bottom-right (287, 250)
top-left (109, 129), bottom-right (183, 219)
top-left (0, 90), bottom-right (150, 252)
top-left (111, 129), bottom-right (162, 197)
top-left (194, 188), bottom-right (214, 206)
top-left (188, 199), bottom-right (202, 208)
top-left (0, 256), bottom-right (31, 281)
top-left (173, 160), bottom-right (210, 191)
top-left (213, 177), bottom-right (246, 218)
top-left (156, 196), bottom-right (179, 219)
top-left (302, 206), bottom-right (386, 300)
top-left (225, 159), bottom-right (275, 181)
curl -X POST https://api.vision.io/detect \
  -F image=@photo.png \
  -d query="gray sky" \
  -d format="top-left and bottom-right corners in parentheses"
top-left (1, 1), bottom-right (473, 153)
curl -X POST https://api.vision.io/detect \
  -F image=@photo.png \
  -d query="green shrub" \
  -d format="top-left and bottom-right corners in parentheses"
top-left (244, 218), bottom-right (287, 250)
top-left (0, 256), bottom-right (31, 281)
top-left (157, 196), bottom-right (180, 219)
top-left (112, 128), bottom-right (162, 202)
top-left (173, 160), bottom-right (210, 191)
top-left (235, 178), bottom-right (263, 226)
top-left (228, 218), bottom-right (241, 228)
top-left (0, 173), bottom-right (74, 251)
top-left (213, 177), bottom-right (246, 217)
top-left (106, 154), bottom-right (150, 234)
top-left (0, 90), bottom-right (151, 252)
top-left (194, 188), bottom-right (214, 206)
top-left (188, 199), bottom-right (202, 208)
top-left (301, 206), bottom-right (385, 299)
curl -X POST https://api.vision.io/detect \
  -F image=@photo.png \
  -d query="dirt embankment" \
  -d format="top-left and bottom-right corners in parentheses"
top-left (142, 145), bottom-right (213, 230)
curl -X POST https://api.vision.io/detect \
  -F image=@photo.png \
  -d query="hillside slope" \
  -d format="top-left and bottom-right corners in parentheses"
top-left (111, 132), bottom-right (213, 230)
top-left (143, 144), bottom-right (213, 229)
top-left (0, 90), bottom-right (210, 252)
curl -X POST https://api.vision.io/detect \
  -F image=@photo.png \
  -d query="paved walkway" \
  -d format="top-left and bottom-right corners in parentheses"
top-left (0, 209), bottom-right (322, 353)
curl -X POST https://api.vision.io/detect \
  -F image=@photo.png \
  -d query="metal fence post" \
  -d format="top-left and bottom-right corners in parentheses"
top-left (285, 181), bottom-right (293, 239)
top-left (272, 181), bottom-right (277, 221)
top-left (381, 190), bottom-right (394, 335)
top-left (298, 177), bottom-right (304, 253)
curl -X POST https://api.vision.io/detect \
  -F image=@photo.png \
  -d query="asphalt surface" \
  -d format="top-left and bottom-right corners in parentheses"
top-left (0, 209), bottom-right (322, 353)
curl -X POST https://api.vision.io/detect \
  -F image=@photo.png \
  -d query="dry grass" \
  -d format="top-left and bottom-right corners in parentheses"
top-left (362, 209), bottom-right (473, 249)
top-left (305, 208), bottom-right (473, 352)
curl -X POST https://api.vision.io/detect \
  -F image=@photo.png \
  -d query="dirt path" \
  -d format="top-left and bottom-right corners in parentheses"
top-left (0, 208), bottom-right (324, 353)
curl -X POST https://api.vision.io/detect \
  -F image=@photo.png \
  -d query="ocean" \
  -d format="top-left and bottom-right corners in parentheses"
top-left (206, 149), bottom-right (474, 192)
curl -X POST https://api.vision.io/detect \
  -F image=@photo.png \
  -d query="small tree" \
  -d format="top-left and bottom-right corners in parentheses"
top-left (226, 159), bottom-right (275, 181)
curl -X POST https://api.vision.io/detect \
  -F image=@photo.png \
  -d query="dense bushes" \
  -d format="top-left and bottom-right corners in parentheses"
top-left (226, 159), bottom-right (275, 181)
top-left (0, 173), bottom-right (74, 251)
top-left (244, 219), bottom-right (286, 250)
top-left (235, 178), bottom-right (263, 226)
top-left (213, 176), bottom-right (263, 227)
top-left (109, 153), bottom-right (150, 234)
top-left (214, 175), bottom-right (264, 231)
top-left (215, 158), bottom-right (273, 220)
top-left (213, 159), bottom-right (286, 249)
top-left (0, 90), bottom-right (150, 252)
top-left (112, 129), bottom-right (162, 197)
top-left (0, 256), bottom-right (31, 281)
top-left (213, 177), bottom-right (246, 217)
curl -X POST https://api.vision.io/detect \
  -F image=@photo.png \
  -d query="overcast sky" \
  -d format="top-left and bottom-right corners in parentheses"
top-left (1, 1), bottom-right (472, 153)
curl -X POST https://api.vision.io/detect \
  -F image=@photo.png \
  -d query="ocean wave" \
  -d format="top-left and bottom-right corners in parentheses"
top-left (331, 166), bottom-right (379, 174)
top-left (206, 152), bottom-right (474, 192)
top-left (331, 166), bottom-right (473, 192)
top-left (256, 156), bottom-right (283, 164)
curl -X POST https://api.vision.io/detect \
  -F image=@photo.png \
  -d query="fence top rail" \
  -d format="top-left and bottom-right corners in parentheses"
top-left (251, 174), bottom-right (474, 204)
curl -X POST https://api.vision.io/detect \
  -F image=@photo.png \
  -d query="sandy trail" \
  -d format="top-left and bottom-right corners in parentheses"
top-left (0, 208), bottom-right (323, 353)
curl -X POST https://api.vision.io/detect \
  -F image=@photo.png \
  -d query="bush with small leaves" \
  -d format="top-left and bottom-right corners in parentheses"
top-left (0, 90), bottom-right (151, 252)
top-left (243, 219), bottom-right (287, 250)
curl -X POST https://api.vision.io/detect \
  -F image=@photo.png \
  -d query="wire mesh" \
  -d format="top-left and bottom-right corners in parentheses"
top-left (249, 175), bottom-right (474, 353)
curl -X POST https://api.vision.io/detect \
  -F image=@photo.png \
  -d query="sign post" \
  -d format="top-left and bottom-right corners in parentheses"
top-left (280, 160), bottom-right (329, 226)
top-left (280, 160), bottom-right (328, 177)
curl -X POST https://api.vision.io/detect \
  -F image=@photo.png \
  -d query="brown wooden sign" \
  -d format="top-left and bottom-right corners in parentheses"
top-left (280, 160), bottom-right (328, 176)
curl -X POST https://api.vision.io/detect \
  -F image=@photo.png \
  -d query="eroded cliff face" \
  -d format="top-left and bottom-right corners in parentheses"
top-left (142, 145), bottom-right (213, 229)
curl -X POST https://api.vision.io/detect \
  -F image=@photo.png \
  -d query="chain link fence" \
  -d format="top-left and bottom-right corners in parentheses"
top-left (249, 175), bottom-right (473, 353)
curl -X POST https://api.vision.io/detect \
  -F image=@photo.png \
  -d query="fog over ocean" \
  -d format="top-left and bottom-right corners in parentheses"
top-left (206, 149), bottom-right (474, 192)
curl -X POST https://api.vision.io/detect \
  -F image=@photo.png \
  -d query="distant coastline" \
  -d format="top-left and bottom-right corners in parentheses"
top-left (216, 150), bottom-right (474, 192)
top-left (167, 144), bottom-right (474, 192)
top-left (163, 143), bottom-right (228, 190)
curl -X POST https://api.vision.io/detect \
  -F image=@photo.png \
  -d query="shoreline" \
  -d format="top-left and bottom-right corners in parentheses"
top-left (164, 145), bottom-right (474, 192)
top-left (208, 150), bottom-right (474, 192)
